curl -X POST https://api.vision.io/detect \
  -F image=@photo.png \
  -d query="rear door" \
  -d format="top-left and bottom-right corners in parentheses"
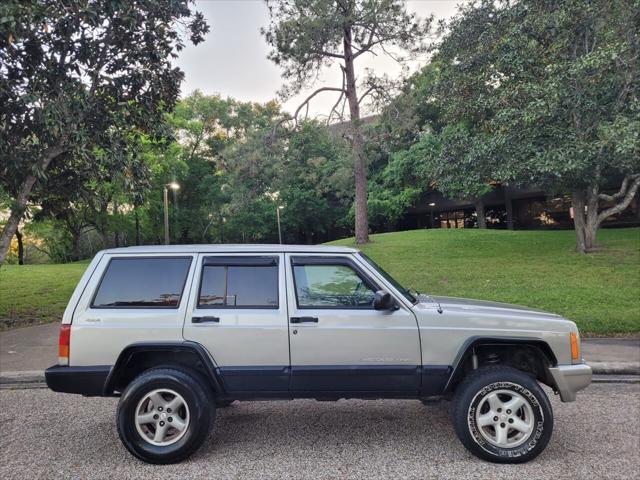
top-left (285, 254), bottom-right (421, 394)
top-left (182, 253), bottom-right (289, 395)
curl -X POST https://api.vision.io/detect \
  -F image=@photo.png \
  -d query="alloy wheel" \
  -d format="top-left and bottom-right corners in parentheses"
top-left (135, 388), bottom-right (190, 446)
top-left (473, 389), bottom-right (535, 448)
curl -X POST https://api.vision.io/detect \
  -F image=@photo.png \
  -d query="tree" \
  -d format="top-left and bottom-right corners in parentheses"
top-left (275, 121), bottom-right (353, 243)
top-left (263, 0), bottom-right (431, 243)
top-left (162, 92), bottom-right (284, 244)
top-left (0, 0), bottom-right (209, 264)
top-left (425, 0), bottom-right (639, 252)
top-left (366, 64), bottom-right (447, 229)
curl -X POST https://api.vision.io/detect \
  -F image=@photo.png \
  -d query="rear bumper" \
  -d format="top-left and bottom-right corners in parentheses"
top-left (549, 363), bottom-right (592, 402)
top-left (45, 365), bottom-right (111, 396)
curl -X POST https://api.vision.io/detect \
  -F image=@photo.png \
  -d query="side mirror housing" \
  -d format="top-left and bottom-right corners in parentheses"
top-left (373, 290), bottom-right (397, 311)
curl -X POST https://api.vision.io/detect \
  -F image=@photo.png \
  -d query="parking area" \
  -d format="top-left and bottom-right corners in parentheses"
top-left (0, 382), bottom-right (638, 479)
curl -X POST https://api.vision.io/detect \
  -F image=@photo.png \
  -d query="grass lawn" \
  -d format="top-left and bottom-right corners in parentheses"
top-left (1, 228), bottom-right (638, 334)
top-left (330, 228), bottom-right (640, 335)
top-left (0, 261), bottom-right (89, 330)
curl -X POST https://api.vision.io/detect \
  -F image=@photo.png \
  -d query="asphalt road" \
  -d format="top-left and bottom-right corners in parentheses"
top-left (0, 383), bottom-right (638, 480)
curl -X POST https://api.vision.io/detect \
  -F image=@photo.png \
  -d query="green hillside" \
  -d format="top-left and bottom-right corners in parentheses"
top-left (330, 228), bottom-right (640, 335)
top-left (1, 228), bottom-right (638, 334)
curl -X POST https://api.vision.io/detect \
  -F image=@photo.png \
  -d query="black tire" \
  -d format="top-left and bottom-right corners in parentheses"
top-left (451, 366), bottom-right (553, 463)
top-left (116, 368), bottom-right (215, 464)
top-left (215, 400), bottom-right (235, 408)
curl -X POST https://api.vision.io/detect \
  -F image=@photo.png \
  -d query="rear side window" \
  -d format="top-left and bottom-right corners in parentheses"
top-left (198, 257), bottom-right (279, 308)
top-left (92, 257), bottom-right (192, 308)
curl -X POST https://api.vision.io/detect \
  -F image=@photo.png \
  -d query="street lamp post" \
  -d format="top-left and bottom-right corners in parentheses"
top-left (428, 202), bottom-right (436, 229)
top-left (163, 182), bottom-right (180, 245)
top-left (276, 205), bottom-right (284, 244)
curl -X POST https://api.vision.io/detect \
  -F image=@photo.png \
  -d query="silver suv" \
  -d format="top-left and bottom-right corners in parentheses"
top-left (45, 245), bottom-right (591, 464)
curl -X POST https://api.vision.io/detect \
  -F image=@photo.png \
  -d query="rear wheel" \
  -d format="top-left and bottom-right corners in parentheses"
top-left (451, 366), bottom-right (553, 463)
top-left (117, 368), bottom-right (215, 464)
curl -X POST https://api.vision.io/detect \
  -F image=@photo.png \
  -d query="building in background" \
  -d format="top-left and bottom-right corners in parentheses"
top-left (397, 185), bottom-right (640, 231)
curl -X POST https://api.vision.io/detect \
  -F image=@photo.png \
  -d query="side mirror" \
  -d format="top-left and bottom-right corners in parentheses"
top-left (373, 290), bottom-right (397, 311)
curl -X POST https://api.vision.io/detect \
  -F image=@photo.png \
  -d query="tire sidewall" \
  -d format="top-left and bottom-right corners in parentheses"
top-left (117, 370), bottom-right (213, 463)
top-left (466, 380), bottom-right (546, 460)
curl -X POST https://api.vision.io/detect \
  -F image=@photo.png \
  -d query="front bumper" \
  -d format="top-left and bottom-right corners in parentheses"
top-left (548, 363), bottom-right (592, 402)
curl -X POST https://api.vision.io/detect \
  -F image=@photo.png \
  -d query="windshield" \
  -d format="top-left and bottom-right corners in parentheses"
top-left (358, 253), bottom-right (417, 304)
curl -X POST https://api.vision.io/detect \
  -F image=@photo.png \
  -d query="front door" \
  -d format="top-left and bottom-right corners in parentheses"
top-left (285, 254), bottom-right (421, 394)
top-left (182, 254), bottom-right (290, 395)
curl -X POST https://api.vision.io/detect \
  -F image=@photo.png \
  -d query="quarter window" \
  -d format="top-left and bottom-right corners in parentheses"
top-left (92, 257), bottom-right (192, 308)
top-left (199, 264), bottom-right (279, 308)
top-left (293, 263), bottom-right (376, 308)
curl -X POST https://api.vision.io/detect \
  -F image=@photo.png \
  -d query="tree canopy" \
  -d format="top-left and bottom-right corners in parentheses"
top-left (0, 0), bottom-right (209, 263)
top-left (2, 0), bottom-right (638, 264)
top-left (415, 0), bottom-right (640, 251)
top-left (263, 0), bottom-right (432, 244)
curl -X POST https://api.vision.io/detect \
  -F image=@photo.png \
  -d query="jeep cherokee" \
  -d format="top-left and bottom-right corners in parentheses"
top-left (45, 244), bottom-right (592, 464)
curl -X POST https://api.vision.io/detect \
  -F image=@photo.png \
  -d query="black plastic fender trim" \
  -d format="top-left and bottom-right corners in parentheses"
top-left (443, 336), bottom-right (558, 392)
top-left (102, 340), bottom-right (225, 396)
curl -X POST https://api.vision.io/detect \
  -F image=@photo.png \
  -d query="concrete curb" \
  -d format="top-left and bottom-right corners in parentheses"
top-left (589, 361), bottom-right (640, 375)
top-left (0, 370), bottom-right (46, 384)
top-left (2, 362), bottom-right (639, 386)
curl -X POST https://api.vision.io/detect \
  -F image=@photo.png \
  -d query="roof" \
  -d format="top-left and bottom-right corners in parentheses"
top-left (102, 244), bottom-right (358, 255)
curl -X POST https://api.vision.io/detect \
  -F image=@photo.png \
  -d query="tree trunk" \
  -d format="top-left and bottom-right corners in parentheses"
top-left (343, 28), bottom-right (369, 244)
top-left (71, 230), bottom-right (82, 262)
top-left (135, 208), bottom-right (141, 246)
top-left (475, 200), bottom-right (487, 229)
top-left (0, 177), bottom-right (36, 266)
top-left (113, 200), bottom-right (120, 247)
top-left (584, 186), bottom-right (600, 250)
top-left (504, 188), bottom-right (514, 230)
top-left (15, 229), bottom-right (24, 265)
top-left (572, 190), bottom-right (593, 253)
top-left (572, 175), bottom-right (640, 253)
top-left (573, 187), bottom-right (604, 253)
top-left (0, 144), bottom-right (65, 266)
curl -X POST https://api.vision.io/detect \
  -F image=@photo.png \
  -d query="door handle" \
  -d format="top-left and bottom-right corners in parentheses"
top-left (290, 316), bottom-right (318, 323)
top-left (192, 316), bottom-right (220, 324)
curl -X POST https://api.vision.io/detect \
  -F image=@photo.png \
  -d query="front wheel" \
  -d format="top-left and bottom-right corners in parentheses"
top-left (451, 366), bottom-right (553, 463)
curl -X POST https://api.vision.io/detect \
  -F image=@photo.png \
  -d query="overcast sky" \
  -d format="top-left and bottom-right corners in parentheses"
top-left (175, 0), bottom-right (465, 117)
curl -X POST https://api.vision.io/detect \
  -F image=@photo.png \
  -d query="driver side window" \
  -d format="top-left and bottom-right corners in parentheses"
top-left (293, 263), bottom-right (376, 308)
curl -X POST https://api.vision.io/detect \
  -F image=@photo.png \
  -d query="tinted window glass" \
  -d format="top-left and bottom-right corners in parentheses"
top-left (198, 266), bottom-right (226, 306)
top-left (92, 257), bottom-right (192, 308)
top-left (293, 264), bottom-right (375, 308)
top-left (199, 265), bottom-right (278, 308)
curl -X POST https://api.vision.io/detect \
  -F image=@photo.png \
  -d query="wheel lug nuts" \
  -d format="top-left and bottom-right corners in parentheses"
top-left (167, 408), bottom-right (172, 413)
top-left (493, 416), bottom-right (499, 421)
top-left (153, 414), bottom-right (159, 420)
top-left (506, 409), bottom-right (511, 414)
top-left (500, 423), bottom-right (506, 428)
top-left (159, 421), bottom-right (165, 426)
top-left (158, 407), bottom-right (163, 411)
top-left (168, 417), bottom-right (173, 422)
top-left (508, 419), bottom-right (514, 424)
top-left (497, 408), bottom-right (502, 413)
